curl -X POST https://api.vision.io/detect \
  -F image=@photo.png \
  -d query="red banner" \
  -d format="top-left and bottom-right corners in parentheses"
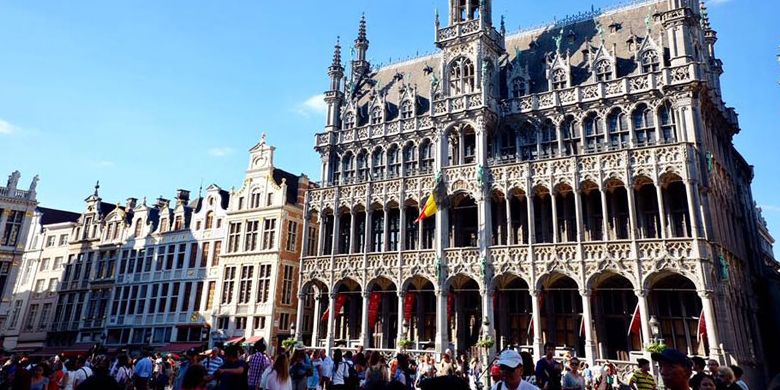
top-left (321, 293), bottom-right (348, 323)
top-left (367, 292), bottom-right (382, 330)
top-left (404, 292), bottom-right (416, 323)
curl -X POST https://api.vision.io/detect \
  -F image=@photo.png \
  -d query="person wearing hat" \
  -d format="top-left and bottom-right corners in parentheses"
top-left (651, 349), bottom-right (692, 390)
top-left (492, 350), bottom-right (539, 390)
top-left (628, 358), bottom-right (656, 390)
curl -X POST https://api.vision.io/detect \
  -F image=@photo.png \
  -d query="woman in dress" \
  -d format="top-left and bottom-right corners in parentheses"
top-left (30, 364), bottom-right (50, 390)
top-left (266, 354), bottom-right (292, 390)
top-left (562, 357), bottom-right (585, 390)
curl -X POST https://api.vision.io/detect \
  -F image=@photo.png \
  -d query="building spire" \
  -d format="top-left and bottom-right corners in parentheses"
top-left (332, 36), bottom-right (342, 68)
top-left (699, 1), bottom-right (711, 30)
top-left (94, 180), bottom-right (100, 197)
top-left (357, 13), bottom-right (367, 43)
top-left (352, 13), bottom-right (370, 80)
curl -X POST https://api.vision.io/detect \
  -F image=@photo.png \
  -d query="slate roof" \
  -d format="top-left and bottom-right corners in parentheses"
top-left (272, 168), bottom-right (301, 205)
top-left (38, 207), bottom-right (81, 225)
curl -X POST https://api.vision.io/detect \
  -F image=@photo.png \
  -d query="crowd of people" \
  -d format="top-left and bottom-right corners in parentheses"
top-left (0, 340), bottom-right (758, 390)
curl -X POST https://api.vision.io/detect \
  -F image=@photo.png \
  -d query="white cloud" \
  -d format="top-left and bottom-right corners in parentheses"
top-left (295, 94), bottom-right (328, 118)
top-left (708, 0), bottom-right (733, 5)
top-left (0, 119), bottom-right (18, 135)
top-left (208, 147), bottom-right (234, 157)
top-left (758, 204), bottom-right (780, 213)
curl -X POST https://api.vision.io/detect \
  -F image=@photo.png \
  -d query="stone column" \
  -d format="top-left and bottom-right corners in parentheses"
top-left (317, 214), bottom-right (327, 256)
top-left (325, 292), bottom-right (337, 354)
top-left (0, 209), bottom-right (10, 243)
top-left (364, 210), bottom-right (373, 253)
top-left (699, 290), bottom-right (723, 361)
top-left (397, 290), bottom-right (406, 344)
top-left (655, 184), bottom-right (668, 239)
top-left (399, 206), bottom-right (406, 251)
top-left (551, 192), bottom-right (559, 243)
top-left (626, 184), bottom-right (638, 240)
top-left (360, 290), bottom-right (370, 348)
top-left (435, 289), bottom-right (449, 353)
top-left (684, 179), bottom-right (700, 238)
top-left (311, 294), bottom-right (322, 347)
top-left (505, 195), bottom-right (513, 245)
top-left (600, 186), bottom-right (610, 240)
top-left (301, 211), bottom-right (312, 258)
top-left (580, 289), bottom-right (596, 365)
top-left (574, 189), bottom-right (584, 242)
top-left (527, 193), bottom-right (535, 244)
top-left (482, 287), bottom-right (496, 357)
top-left (635, 289), bottom-right (652, 347)
top-left (349, 211), bottom-right (356, 253)
top-left (295, 292), bottom-right (306, 341)
top-left (531, 289), bottom-right (542, 359)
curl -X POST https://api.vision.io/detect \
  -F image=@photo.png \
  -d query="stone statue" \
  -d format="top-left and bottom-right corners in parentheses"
top-left (29, 175), bottom-right (39, 192)
top-left (435, 257), bottom-right (444, 281)
top-left (554, 28), bottom-right (564, 53)
top-left (594, 17), bottom-right (605, 43)
top-left (6, 170), bottom-right (20, 189)
top-left (480, 256), bottom-right (488, 277)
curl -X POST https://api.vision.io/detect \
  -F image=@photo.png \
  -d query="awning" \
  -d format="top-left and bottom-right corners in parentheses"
top-left (225, 336), bottom-right (245, 345)
top-left (160, 342), bottom-right (205, 353)
top-left (243, 336), bottom-right (262, 346)
top-left (31, 343), bottom-right (92, 358)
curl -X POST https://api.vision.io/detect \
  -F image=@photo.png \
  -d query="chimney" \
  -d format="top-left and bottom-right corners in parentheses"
top-left (176, 189), bottom-right (191, 204)
top-left (126, 197), bottom-right (138, 209)
top-left (156, 197), bottom-right (170, 209)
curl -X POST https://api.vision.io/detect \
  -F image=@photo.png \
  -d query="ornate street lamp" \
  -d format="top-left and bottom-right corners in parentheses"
top-left (649, 315), bottom-right (661, 342)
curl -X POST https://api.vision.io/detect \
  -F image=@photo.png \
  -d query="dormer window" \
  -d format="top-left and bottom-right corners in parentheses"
top-left (596, 60), bottom-right (613, 81)
top-left (512, 78), bottom-right (527, 97)
top-left (159, 218), bottom-right (168, 233)
top-left (400, 100), bottom-right (414, 119)
top-left (134, 218), bottom-right (143, 236)
top-left (449, 57), bottom-right (475, 95)
top-left (370, 106), bottom-right (383, 125)
top-left (174, 215), bottom-right (183, 231)
top-left (205, 211), bottom-right (214, 229)
top-left (343, 112), bottom-right (356, 129)
top-left (552, 69), bottom-right (567, 90)
top-left (641, 50), bottom-right (660, 73)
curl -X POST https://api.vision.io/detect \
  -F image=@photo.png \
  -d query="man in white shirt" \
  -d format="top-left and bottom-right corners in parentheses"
top-left (319, 349), bottom-right (334, 388)
top-left (71, 356), bottom-right (94, 389)
top-left (492, 350), bottom-right (539, 390)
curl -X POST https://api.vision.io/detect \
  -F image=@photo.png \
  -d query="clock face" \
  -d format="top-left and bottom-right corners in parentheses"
top-left (254, 155), bottom-right (268, 168)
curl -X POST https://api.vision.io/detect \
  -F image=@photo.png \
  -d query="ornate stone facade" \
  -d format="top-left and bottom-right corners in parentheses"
top-left (296, 0), bottom-right (779, 383)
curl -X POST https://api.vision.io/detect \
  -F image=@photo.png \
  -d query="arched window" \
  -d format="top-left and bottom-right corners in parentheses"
top-left (403, 143), bottom-right (418, 174)
top-left (387, 145), bottom-right (401, 178)
top-left (449, 57), bottom-right (475, 95)
top-left (342, 152), bottom-right (355, 183)
top-left (400, 100), bottom-right (414, 119)
top-left (540, 119), bottom-right (558, 158)
top-left (632, 104), bottom-right (656, 146)
top-left (463, 126), bottom-right (476, 164)
top-left (512, 78), bottom-right (527, 97)
top-left (552, 68), bottom-right (567, 90)
top-left (607, 109), bottom-right (629, 149)
top-left (519, 122), bottom-right (538, 161)
top-left (499, 126), bottom-right (517, 159)
top-left (583, 113), bottom-right (604, 152)
top-left (658, 102), bottom-right (677, 143)
top-left (641, 50), bottom-right (660, 73)
top-left (159, 218), bottom-right (168, 233)
top-left (561, 115), bottom-right (579, 156)
top-left (343, 112), bottom-right (356, 129)
top-left (371, 148), bottom-right (385, 179)
top-left (134, 218), bottom-right (143, 237)
top-left (174, 215), bottom-right (183, 230)
top-left (454, 0), bottom-right (481, 22)
top-left (370, 106), bottom-right (383, 125)
top-left (205, 211), bottom-right (214, 229)
top-left (332, 155), bottom-right (341, 184)
top-left (419, 139), bottom-right (434, 173)
top-left (356, 150), bottom-right (369, 181)
top-left (595, 59), bottom-right (613, 81)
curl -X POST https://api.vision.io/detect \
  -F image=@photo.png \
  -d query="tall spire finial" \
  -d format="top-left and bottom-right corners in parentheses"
top-left (332, 36), bottom-right (342, 68)
top-left (699, 1), bottom-right (711, 30)
top-left (358, 13), bottom-right (367, 42)
top-left (500, 15), bottom-right (506, 36)
top-left (94, 180), bottom-right (100, 197)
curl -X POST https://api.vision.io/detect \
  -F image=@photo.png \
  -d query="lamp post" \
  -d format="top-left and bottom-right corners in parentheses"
top-left (649, 315), bottom-right (662, 343)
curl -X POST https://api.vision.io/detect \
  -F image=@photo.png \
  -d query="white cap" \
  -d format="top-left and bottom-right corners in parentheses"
top-left (497, 350), bottom-right (523, 369)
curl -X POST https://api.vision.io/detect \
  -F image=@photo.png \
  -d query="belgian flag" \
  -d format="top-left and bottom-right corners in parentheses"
top-left (416, 172), bottom-right (446, 223)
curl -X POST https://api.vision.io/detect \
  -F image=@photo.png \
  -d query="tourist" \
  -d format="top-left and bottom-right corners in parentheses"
top-left (319, 350), bottom-right (333, 389)
top-left (690, 374), bottom-right (717, 390)
top-left (71, 356), bottom-right (94, 389)
top-left (214, 345), bottom-right (247, 390)
top-left (290, 349), bottom-right (310, 390)
top-left (365, 350), bottom-right (388, 385)
top-left (307, 350), bottom-right (321, 390)
top-left (391, 354), bottom-right (413, 389)
top-left (707, 360), bottom-right (719, 376)
top-left (489, 364), bottom-right (501, 384)
top-left (49, 361), bottom-right (65, 390)
top-left (535, 343), bottom-right (562, 390)
top-left (113, 355), bottom-right (133, 389)
top-left (133, 351), bottom-right (154, 390)
top-left (491, 350), bottom-right (538, 390)
top-left (181, 364), bottom-right (208, 390)
top-left (562, 357), bottom-right (584, 390)
top-left (330, 349), bottom-right (351, 390)
top-left (628, 358), bottom-right (656, 390)
top-left (203, 348), bottom-right (223, 390)
top-left (61, 359), bottom-right (77, 390)
top-left (438, 351), bottom-right (456, 377)
top-left (692, 357), bottom-right (706, 377)
top-left (265, 354), bottom-right (292, 390)
top-left (730, 366), bottom-right (748, 390)
top-left (30, 364), bottom-right (50, 390)
top-left (714, 366), bottom-right (740, 390)
top-left (174, 349), bottom-right (200, 390)
top-left (580, 363), bottom-right (593, 389)
top-left (75, 355), bottom-right (121, 390)
top-left (248, 339), bottom-right (271, 390)
top-left (651, 349), bottom-right (693, 390)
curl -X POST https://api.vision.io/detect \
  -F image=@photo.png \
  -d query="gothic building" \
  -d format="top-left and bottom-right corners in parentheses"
top-left (3, 135), bottom-right (314, 355)
top-left (295, 0), bottom-right (779, 382)
top-left (0, 171), bottom-right (39, 330)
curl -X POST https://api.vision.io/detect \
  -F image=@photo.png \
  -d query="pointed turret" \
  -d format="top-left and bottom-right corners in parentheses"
top-left (325, 37), bottom-right (346, 132)
top-left (352, 14), bottom-right (370, 80)
top-left (328, 37), bottom-right (344, 92)
top-left (700, 1), bottom-right (717, 58)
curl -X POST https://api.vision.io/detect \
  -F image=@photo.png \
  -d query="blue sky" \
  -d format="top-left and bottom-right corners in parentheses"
top-left (0, 0), bottom-right (778, 245)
